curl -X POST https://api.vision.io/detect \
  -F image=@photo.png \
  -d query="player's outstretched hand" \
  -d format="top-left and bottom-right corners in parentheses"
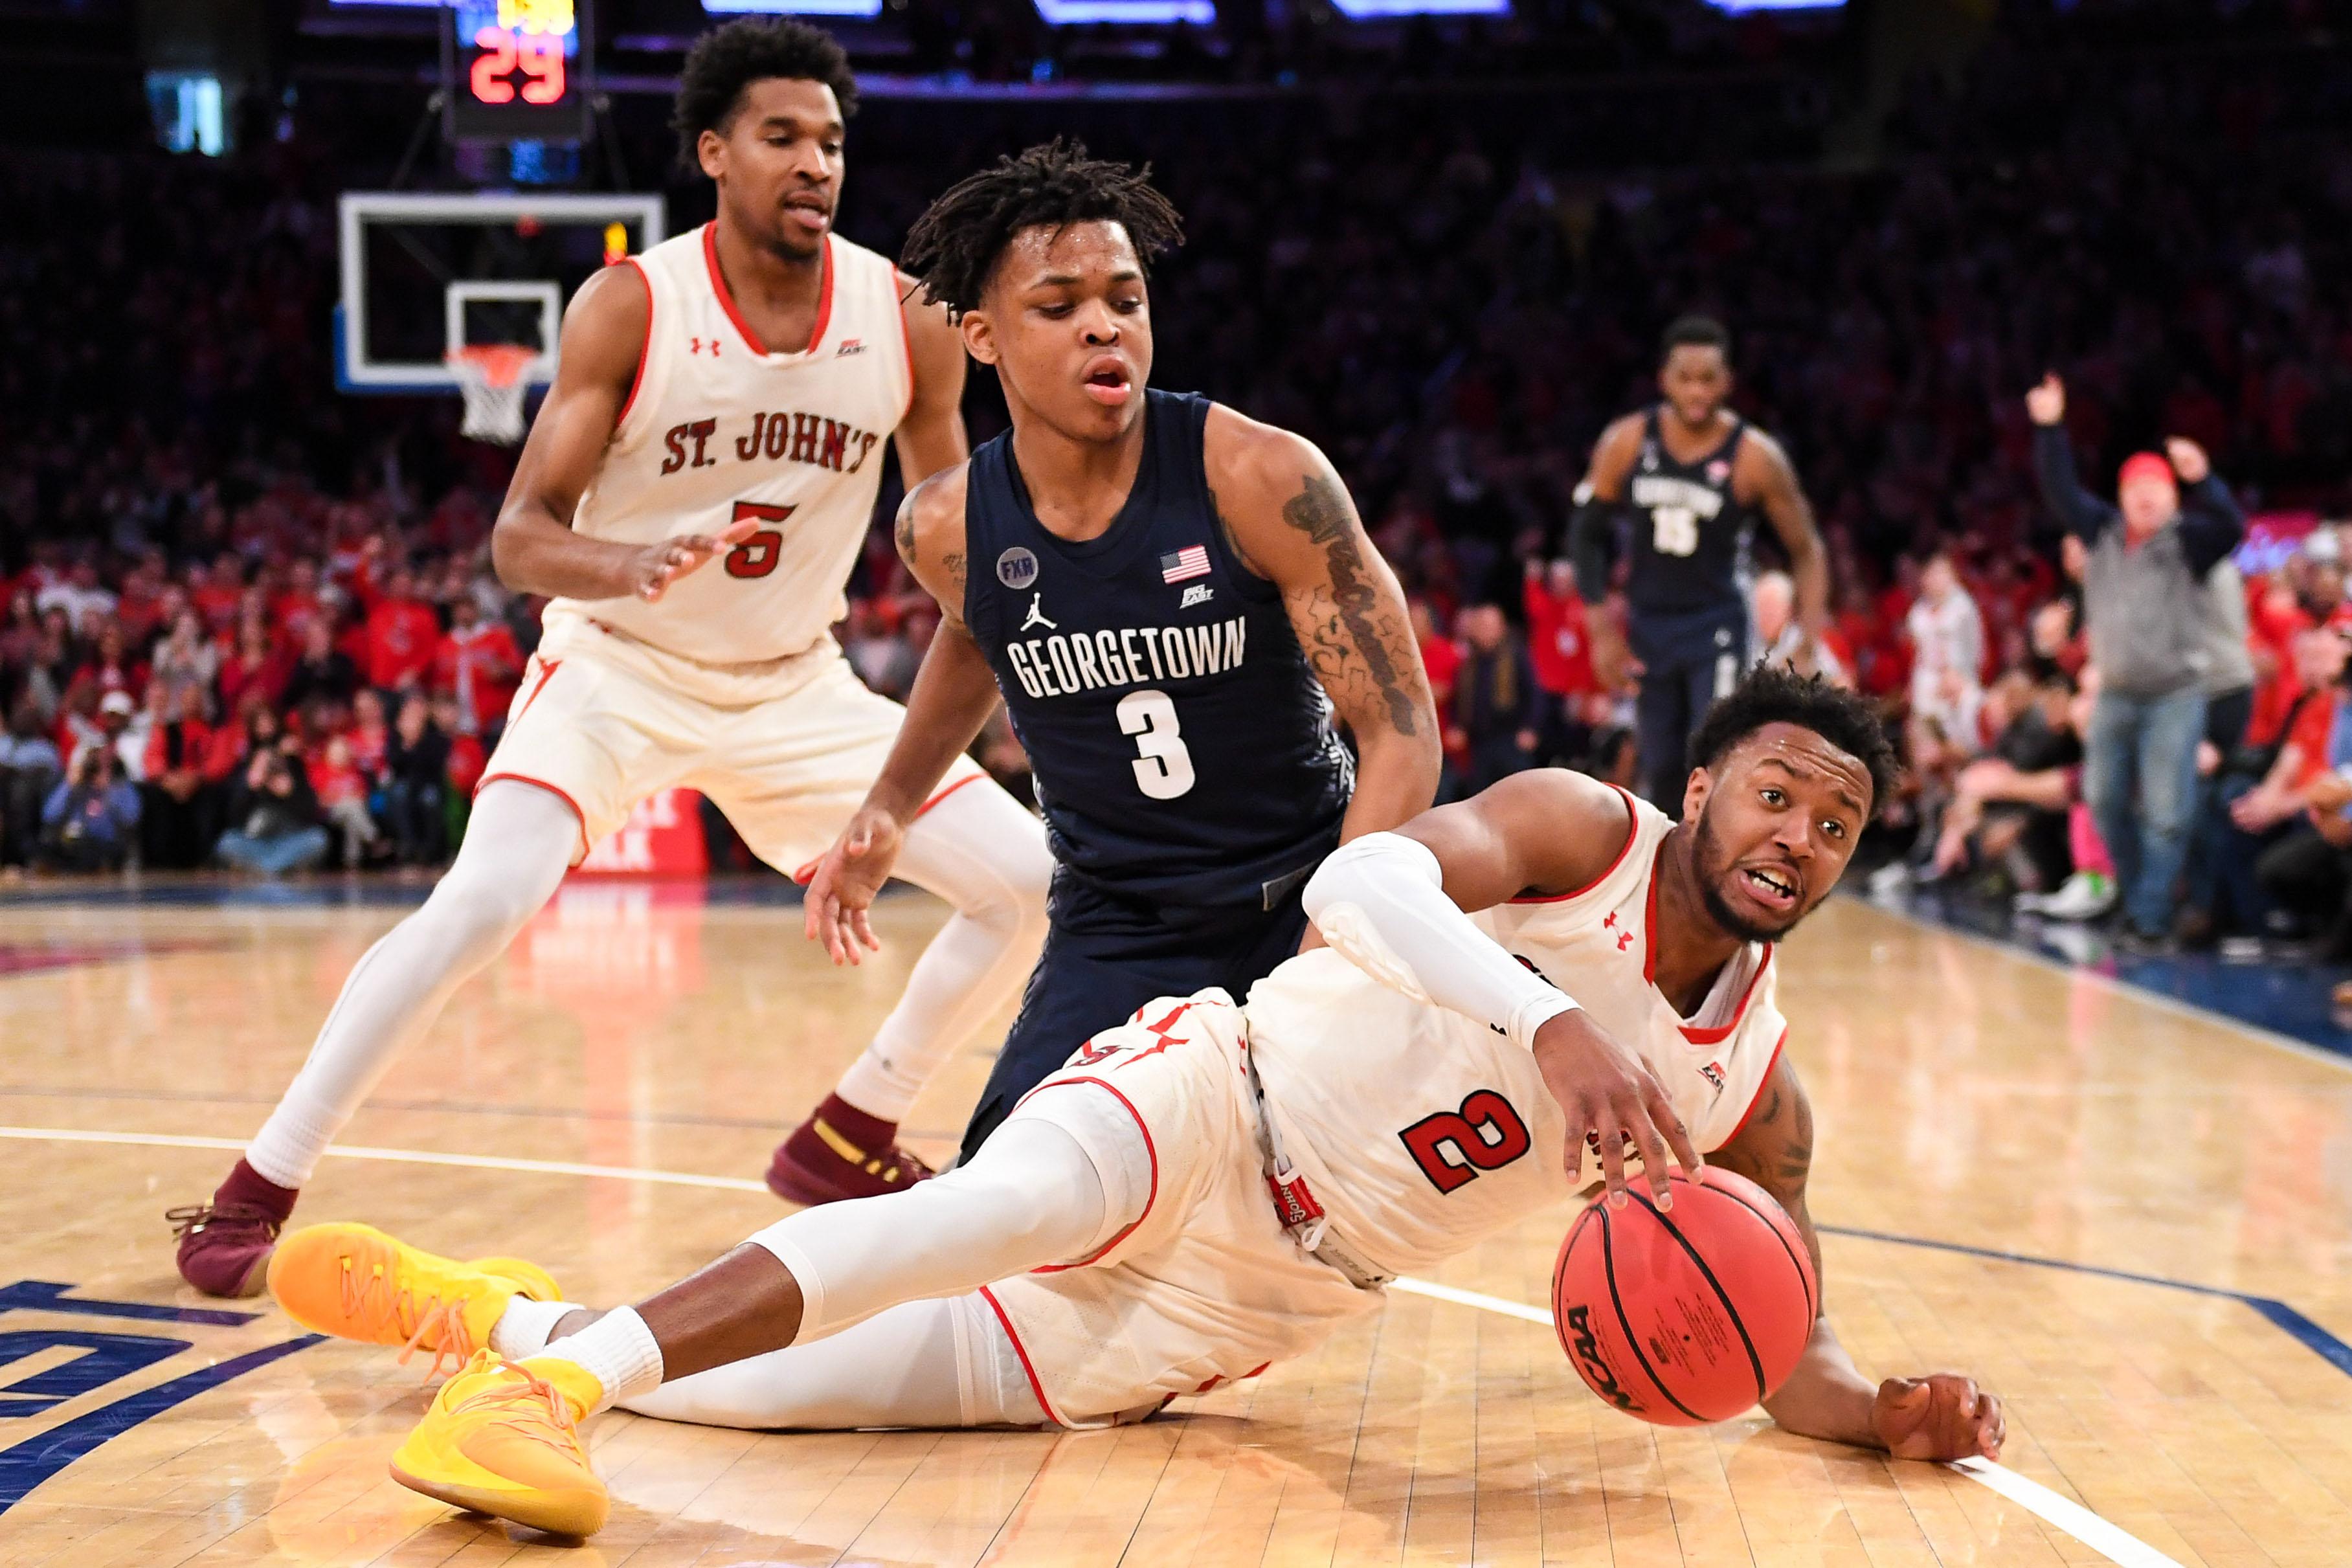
top-left (1872, 1374), bottom-right (2004, 1462)
top-left (630, 517), bottom-right (759, 603)
top-left (800, 805), bottom-right (905, 965)
top-left (2024, 373), bottom-right (2065, 426)
top-left (2165, 436), bottom-right (2211, 484)
top-left (1532, 1008), bottom-right (1703, 1210)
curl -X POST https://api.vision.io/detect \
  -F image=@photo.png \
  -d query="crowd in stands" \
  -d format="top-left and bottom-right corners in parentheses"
top-left (5, 1), bottom-right (2350, 948)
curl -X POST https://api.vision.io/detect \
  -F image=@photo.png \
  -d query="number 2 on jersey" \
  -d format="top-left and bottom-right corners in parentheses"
top-left (1117, 689), bottom-right (1197, 800)
top-left (1650, 505), bottom-right (1699, 557)
top-left (724, 500), bottom-right (796, 579)
top-left (1400, 1090), bottom-right (1532, 1193)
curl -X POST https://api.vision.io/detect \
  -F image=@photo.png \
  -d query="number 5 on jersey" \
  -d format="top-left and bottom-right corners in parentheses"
top-left (725, 500), bottom-right (796, 579)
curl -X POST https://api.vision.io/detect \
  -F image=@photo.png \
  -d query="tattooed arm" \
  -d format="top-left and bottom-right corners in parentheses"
top-left (1204, 405), bottom-right (1441, 845)
top-left (801, 465), bottom-right (1005, 964)
top-left (1713, 1057), bottom-right (2005, 1459)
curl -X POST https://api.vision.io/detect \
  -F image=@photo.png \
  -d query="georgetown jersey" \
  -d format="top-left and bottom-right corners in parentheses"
top-left (964, 390), bottom-right (1352, 911)
top-left (1246, 787), bottom-right (1786, 1279)
top-left (1625, 406), bottom-right (1757, 617)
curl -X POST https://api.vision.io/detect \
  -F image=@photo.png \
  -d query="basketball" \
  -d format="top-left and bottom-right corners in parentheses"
top-left (1551, 1170), bottom-right (1818, 1426)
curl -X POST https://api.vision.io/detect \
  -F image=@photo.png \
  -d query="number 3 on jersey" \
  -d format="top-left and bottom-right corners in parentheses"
top-left (724, 500), bottom-right (796, 579)
top-left (1117, 688), bottom-right (1196, 800)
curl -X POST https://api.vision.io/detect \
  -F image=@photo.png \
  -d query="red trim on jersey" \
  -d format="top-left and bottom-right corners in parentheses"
top-left (475, 772), bottom-right (591, 863)
top-left (1019, 1076), bottom-right (1160, 1272)
top-left (977, 1285), bottom-right (1064, 1426)
top-left (615, 259), bottom-right (652, 425)
top-left (512, 657), bottom-right (564, 723)
top-left (1508, 784), bottom-right (1638, 904)
top-left (913, 772), bottom-right (985, 819)
top-left (1678, 946), bottom-right (1775, 1046)
top-left (893, 269), bottom-right (919, 425)
top-left (1641, 844), bottom-right (1663, 985)
top-left (704, 223), bottom-right (834, 356)
top-left (1723, 1027), bottom-right (1789, 1145)
top-left (1638, 841), bottom-right (1775, 1041)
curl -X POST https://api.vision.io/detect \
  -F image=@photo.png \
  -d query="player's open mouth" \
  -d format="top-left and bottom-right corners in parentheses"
top-left (1081, 357), bottom-right (1132, 407)
top-left (1740, 866), bottom-right (1800, 910)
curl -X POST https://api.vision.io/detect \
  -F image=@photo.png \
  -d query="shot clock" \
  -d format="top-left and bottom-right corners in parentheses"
top-left (444, 0), bottom-right (591, 143)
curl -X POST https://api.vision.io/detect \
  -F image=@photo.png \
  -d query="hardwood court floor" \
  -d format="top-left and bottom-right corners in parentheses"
top-left (0, 881), bottom-right (2347, 1567)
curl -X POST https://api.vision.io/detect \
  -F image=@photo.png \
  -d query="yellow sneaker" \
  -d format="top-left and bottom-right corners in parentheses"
top-left (388, 1350), bottom-right (609, 1537)
top-left (266, 1222), bottom-right (562, 1376)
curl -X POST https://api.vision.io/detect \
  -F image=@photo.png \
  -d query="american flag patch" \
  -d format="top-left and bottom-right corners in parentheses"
top-left (1160, 545), bottom-right (1211, 583)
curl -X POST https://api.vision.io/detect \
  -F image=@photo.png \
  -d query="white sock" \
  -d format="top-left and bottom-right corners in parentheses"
top-left (489, 1295), bottom-right (583, 1360)
top-left (829, 783), bottom-right (1049, 1125)
top-left (537, 1306), bottom-right (664, 1415)
top-left (242, 783), bottom-right (577, 1188)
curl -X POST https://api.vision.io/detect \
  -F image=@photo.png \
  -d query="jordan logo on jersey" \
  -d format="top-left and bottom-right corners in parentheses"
top-left (1020, 594), bottom-right (1057, 633)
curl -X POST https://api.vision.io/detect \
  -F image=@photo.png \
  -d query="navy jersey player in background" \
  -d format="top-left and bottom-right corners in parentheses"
top-left (1570, 316), bottom-right (1831, 813)
top-left (801, 143), bottom-right (1442, 1162)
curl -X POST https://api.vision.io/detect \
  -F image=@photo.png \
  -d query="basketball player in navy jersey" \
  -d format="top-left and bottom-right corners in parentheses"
top-left (801, 143), bottom-right (1473, 1163)
top-left (1571, 316), bottom-right (1830, 813)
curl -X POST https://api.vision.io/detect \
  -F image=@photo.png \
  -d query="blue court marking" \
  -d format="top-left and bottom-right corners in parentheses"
top-left (1823, 1224), bottom-right (2352, 1378)
top-left (1872, 887), bottom-right (2352, 1062)
top-left (0, 1334), bottom-right (322, 1513)
top-left (0, 1281), bottom-right (262, 1328)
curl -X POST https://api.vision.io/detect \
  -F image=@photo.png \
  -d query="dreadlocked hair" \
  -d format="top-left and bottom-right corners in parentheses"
top-left (1687, 664), bottom-right (1899, 817)
top-left (901, 140), bottom-right (1184, 320)
top-left (672, 18), bottom-right (858, 170)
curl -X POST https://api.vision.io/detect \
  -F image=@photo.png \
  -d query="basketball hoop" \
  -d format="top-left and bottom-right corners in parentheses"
top-left (447, 344), bottom-right (540, 446)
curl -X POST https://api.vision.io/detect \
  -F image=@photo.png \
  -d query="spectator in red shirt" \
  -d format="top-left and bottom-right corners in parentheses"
top-left (139, 684), bottom-right (219, 869)
top-left (346, 688), bottom-right (391, 783)
top-left (218, 620), bottom-right (290, 717)
top-left (363, 567), bottom-right (441, 693)
top-left (272, 559), bottom-right (326, 645)
top-left (431, 597), bottom-right (522, 739)
top-left (191, 553), bottom-right (245, 633)
top-left (435, 693), bottom-right (486, 798)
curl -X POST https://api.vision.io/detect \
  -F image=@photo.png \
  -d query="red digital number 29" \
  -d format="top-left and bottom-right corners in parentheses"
top-left (1399, 1090), bottom-right (1532, 1194)
top-left (724, 501), bottom-right (796, 579)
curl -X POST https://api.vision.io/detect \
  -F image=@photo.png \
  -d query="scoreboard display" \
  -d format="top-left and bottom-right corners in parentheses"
top-left (445, 0), bottom-right (590, 143)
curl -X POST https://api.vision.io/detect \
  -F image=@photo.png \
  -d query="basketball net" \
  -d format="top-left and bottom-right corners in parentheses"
top-left (447, 344), bottom-right (539, 446)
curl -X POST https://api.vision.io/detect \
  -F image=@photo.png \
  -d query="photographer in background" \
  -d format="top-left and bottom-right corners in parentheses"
top-left (39, 745), bottom-right (141, 873)
top-left (216, 743), bottom-right (328, 879)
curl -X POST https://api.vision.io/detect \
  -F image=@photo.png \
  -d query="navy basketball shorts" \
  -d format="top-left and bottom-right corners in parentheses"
top-left (956, 873), bottom-right (1312, 1165)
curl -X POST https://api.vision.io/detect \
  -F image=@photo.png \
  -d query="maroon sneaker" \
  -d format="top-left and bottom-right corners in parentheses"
top-left (767, 1093), bottom-right (936, 1206)
top-left (168, 1158), bottom-right (298, 1297)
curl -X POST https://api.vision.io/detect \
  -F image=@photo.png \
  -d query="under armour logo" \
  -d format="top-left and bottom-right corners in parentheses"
top-left (689, 337), bottom-right (720, 357)
top-left (1019, 593), bottom-right (1057, 633)
top-left (1603, 912), bottom-right (1618, 929)
top-left (1617, 930), bottom-right (1633, 952)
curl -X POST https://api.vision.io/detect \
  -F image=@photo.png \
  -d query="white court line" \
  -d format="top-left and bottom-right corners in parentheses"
top-left (2, 1123), bottom-right (2180, 1566)
top-left (0, 1125), bottom-right (772, 1193)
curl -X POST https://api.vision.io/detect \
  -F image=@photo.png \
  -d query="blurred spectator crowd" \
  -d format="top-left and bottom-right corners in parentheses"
top-left (4, 0), bottom-right (2349, 939)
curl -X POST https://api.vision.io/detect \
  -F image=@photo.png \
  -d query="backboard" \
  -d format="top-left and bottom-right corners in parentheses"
top-left (335, 190), bottom-right (667, 395)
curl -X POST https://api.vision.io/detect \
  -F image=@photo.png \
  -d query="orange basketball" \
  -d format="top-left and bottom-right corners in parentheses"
top-left (1551, 1169), bottom-right (1817, 1426)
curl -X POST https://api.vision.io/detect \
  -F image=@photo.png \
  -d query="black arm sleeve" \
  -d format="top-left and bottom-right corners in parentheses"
top-left (1567, 497), bottom-right (1616, 604)
top-left (2032, 425), bottom-right (2118, 543)
top-left (2177, 475), bottom-right (2248, 576)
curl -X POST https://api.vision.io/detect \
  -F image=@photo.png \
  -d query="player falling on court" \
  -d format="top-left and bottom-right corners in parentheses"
top-left (168, 19), bottom-right (1056, 1297)
top-left (1571, 315), bottom-right (1831, 813)
top-left (796, 141), bottom-right (1443, 1164)
top-left (269, 668), bottom-right (2002, 1539)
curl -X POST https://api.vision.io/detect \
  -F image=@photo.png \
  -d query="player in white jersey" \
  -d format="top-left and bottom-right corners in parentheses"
top-left (267, 668), bottom-right (2000, 1539)
top-left (169, 19), bottom-right (1053, 1297)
